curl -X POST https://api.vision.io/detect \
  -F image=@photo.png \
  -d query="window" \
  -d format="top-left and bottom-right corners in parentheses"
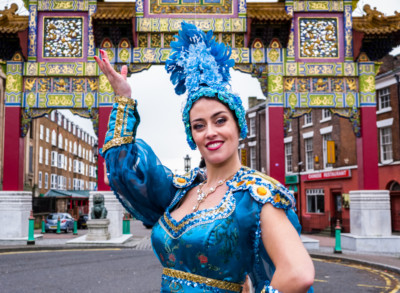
top-left (303, 112), bottom-right (312, 127)
top-left (250, 146), bottom-right (256, 169)
top-left (69, 158), bottom-right (72, 172)
top-left (68, 121), bottom-right (72, 132)
top-left (50, 111), bottom-right (56, 121)
top-left (78, 145), bottom-right (82, 157)
top-left (287, 120), bottom-right (292, 132)
top-left (58, 154), bottom-right (64, 169)
top-left (73, 142), bottom-right (77, 155)
top-left (378, 88), bottom-right (391, 111)
top-left (51, 174), bottom-right (57, 189)
top-left (38, 172), bottom-right (42, 189)
top-left (45, 149), bottom-right (49, 165)
top-left (322, 109), bottom-right (331, 121)
top-left (64, 155), bottom-right (67, 170)
top-left (285, 143), bottom-right (293, 173)
top-left (380, 127), bottom-right (393, 163)
top-left (57, 176), bottom-right (63, 189)
top-left (65, 138), bottom-right (68, 150)
top-left (73, 160), bottom-right (78, 173)
top-left (322, 134), bottom-right (333, 169)
top-left (46, 128), bottom-right (50, 143)
top-left (64, 118), bottom-right (67, 129)
top-left (69, 141), bottom-right (72, 153)
top-left (57, 113), bottom-right (62, 126)
top-left (249, 117), bottom-right (256, 137)
top-left (51, 151), bottom-right (58, 167)
top-left (305, 138), bottom-right (313, 171)
top-left (39, 147), bottom-right (43, 164)
top-left (51, 130), bottom-right (57, 146)
top-left (73, 125), bottom-right (76, 135)
top-left (40, 125), bottom-right (44, 140)
top-left (45, 173), bottom-right (48, 189)
top-left (306, 189), bottom-right (325, 213)
top-left (69, 178), bottom-right (71, 189)
top-left (58, 133), bottom-right (63, 149)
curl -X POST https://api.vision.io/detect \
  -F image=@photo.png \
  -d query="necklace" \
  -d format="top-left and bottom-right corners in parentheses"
top-left (193, 172), bottom-right (236, 212)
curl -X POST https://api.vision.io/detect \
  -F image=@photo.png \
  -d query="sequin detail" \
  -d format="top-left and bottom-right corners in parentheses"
top-left (162, 267), bottom-right (242, 292)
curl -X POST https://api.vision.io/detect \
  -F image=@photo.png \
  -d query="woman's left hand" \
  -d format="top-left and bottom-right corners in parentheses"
top-left (94, 49), bottom-right (132, 97)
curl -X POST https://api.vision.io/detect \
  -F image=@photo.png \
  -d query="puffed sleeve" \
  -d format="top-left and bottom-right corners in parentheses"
top-left (232, 170), bottom-right (312, 293)
top-left (100, 96), bottom-right (177, 227)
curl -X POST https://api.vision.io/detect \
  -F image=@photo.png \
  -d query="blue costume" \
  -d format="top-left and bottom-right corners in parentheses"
top-left (101, 97), bottom-right (310, 293)
top-left (101, 22), bottom-right (312, 293)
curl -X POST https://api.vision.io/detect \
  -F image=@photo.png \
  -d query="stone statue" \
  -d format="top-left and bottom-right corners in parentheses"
top-left (91, 194), bottom-right (108, 219)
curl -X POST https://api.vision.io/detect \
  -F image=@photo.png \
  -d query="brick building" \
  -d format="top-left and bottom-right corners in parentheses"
top-left (25, 110), bottom-right (98, 196)
top-left (241, 55), bottom-right (400, 233)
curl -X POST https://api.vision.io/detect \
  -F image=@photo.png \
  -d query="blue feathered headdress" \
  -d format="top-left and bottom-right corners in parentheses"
top-left (165, 22), bottom-right (247, 150)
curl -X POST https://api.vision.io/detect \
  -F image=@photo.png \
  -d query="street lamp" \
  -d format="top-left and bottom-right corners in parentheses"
top-left (184, 154), bottom-right (191, 173)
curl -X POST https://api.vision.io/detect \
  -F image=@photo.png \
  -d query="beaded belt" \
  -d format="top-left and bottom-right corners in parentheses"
top-left (162, 267), bottom-right (242, 292)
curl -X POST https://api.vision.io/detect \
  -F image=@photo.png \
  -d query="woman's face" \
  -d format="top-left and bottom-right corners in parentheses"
top-left (190, 98), bottom-right (240, 167)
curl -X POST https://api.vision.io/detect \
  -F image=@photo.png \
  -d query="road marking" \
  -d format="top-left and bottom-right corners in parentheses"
top-left (357, 284), bottom-right (389, 289)
top-left (0, 248), bottom-right (121, 256)
top-left (314, 279), bottom-right (328, 283)
top-left (313, 258), bottom-right (400, 293)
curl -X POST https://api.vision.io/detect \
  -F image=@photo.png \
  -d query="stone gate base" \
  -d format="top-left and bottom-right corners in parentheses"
top-left (342, 190), bottom-right (400, 254)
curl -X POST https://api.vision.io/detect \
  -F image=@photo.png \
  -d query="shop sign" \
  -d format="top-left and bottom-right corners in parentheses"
top-left (285, 175), bottom-right (299, 184)
top-left (303, 169), bottom-right (351, 181)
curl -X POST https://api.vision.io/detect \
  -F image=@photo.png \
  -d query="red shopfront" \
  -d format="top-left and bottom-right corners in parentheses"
top-left (299, 169), bottom-right (359, 233)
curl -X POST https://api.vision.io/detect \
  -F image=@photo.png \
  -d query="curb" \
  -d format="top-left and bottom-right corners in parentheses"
top-left (310, 252), bottom-right (400, 275)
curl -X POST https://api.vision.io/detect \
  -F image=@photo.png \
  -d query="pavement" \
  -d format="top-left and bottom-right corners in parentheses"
top-left (0, 220), bottom-right (399, 276)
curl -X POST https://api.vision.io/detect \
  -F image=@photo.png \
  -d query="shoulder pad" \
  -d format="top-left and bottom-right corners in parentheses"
top-left (230, 168), bottom-right (295, 209)
top-left (172, 167), bottom-right (205, 188)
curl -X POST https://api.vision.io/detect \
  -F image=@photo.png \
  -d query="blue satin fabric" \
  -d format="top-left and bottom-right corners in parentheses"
top-left (103, 139), bottom-right (313, 292)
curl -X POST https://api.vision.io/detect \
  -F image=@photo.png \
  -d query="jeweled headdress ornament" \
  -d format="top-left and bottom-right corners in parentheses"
top-left (165, 22), bottom-right (248, 150)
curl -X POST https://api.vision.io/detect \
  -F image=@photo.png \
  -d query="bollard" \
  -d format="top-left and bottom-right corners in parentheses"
top-left (41, 215), bottom-right (46, 234)
top-left (27, 211), bottom-right (35, 245)
top-left (334, 219), bottom-right (342, 254)
top-left (73, 218), bottom-right (78, 235)
top-left (56, 216), bottom-right (61, 234)
top-left (123, 214), bottom-right (130, 235)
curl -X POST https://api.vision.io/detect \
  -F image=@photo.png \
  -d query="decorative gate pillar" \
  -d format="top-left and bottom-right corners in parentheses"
top-left (3, 54), bottom-right (25, 190)
top-left (357, 55), bottom-right (379, 189)
top-left (266, 40), bottom-right (285, 183)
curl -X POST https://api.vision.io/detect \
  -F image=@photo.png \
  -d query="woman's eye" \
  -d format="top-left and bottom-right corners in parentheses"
top-left (216, 117), bottom-right (227, 125)
top-left (192, 124), bottom-right (204, 130)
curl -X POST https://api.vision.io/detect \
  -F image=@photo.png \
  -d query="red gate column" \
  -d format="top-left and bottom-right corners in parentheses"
top-left (3, 107), bottom-right (24, 190)
top-left (3, 56), bottom-right (24, 191)
top-left (266, 106), bottom-right (285, 183)
top-left (356, 106), bottom-right (379, 189)
top-left (357, 57), bottom-right (379, 190)
top-left (97, 106), bottom-right (112, 191)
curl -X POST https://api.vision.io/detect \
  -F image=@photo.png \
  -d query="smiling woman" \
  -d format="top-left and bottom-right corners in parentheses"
top-left (95, 21), bottom-right (314, 293)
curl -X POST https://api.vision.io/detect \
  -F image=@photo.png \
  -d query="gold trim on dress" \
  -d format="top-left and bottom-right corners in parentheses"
top-left (163, 268), bottom-right (242, 292)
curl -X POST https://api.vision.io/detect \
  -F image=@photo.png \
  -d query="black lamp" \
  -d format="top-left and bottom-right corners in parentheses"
top-left (184, 154), bottom-right (191, 173)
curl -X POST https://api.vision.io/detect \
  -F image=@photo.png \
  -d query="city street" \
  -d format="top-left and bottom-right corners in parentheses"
top-left (0, 249), bottom-right (399, 293)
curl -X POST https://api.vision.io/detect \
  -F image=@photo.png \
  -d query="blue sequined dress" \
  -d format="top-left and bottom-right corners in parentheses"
top-left (101, 97), bottom-right (311, 293)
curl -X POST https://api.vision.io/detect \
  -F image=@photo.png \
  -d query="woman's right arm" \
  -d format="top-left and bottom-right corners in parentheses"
top-left (95, 50), bottom-right (177, 227)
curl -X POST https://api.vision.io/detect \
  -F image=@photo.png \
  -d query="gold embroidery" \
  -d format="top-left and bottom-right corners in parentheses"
top-left (102, 96), bottom-right (136, 153)
top-left (163, 268), bottom-right (242, 292)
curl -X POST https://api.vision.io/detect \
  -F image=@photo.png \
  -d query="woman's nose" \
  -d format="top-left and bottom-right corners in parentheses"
top-left (205, 124), bottom-right (217, 138)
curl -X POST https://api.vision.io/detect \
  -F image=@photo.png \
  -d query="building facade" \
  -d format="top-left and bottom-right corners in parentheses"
top-left (242, 53), bottom-right (400, 233)
top-left (25, 110), bottom-right (98, 197)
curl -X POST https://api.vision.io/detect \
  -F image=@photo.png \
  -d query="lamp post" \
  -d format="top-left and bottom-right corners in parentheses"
top-left (184, 155), bottom-right (191, 173)
top-left (93, 142), bottom-right (99, 191)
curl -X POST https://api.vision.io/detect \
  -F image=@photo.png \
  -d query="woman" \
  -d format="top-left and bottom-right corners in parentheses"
top-left (95, 22), bottom-right (314, 293)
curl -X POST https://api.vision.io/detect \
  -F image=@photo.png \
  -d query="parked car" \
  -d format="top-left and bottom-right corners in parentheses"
top-left (77, 214), bottom-right (89, 229)
top-left (45, 213), bottom-right (74, 233)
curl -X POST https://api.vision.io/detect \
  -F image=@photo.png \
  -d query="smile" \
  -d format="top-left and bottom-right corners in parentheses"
top-left (206, 141), bottom-right (223, 150)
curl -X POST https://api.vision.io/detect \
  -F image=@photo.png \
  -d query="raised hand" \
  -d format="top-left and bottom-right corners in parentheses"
top-left (94, 49), bottom-right (132, 97)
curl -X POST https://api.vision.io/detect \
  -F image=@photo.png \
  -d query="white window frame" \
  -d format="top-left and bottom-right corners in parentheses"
top-left (51, 151), bottom-right (58, 167)
top-left (249, 114), bottom-right (256, 137)
top-left (380, 127), bottom-right (393, 164)
top-left (45, 149), bottom-right (49, 165)
top-left (51, 174), bottom-right (57, 189)
top-left (377, 87), bottom-right (391, 113)
top-left (303, 112), bottom-right (313, 128)
top-left (321, 109), bottom-right (332, 122)
top-left (58, 154), bottom-right (64, 169)
top-left (45, 173), bottom-right (48, 189)
top-left (306, 188), bottom-right (325, 213)
top-left (39, 146), bottom-right (43, 164)
top-left (305, 138), bottom-right (314, 171)
top-left (250, 146), bottom-right (256, 170)
top-left (322, 133), bottom-right (333, 169)
top-left (285, 143), bottom-right (293, 173)
top-left (40, 125), bottom-right (44, 140)
top-left (51, 130), bottom-right (57, 146)
top-left (38, 171), bottom-right (42, 189)
top-left (46, 128), bottom-right (50, 143)
top-left (58, 133), bottom-right (63, 149)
